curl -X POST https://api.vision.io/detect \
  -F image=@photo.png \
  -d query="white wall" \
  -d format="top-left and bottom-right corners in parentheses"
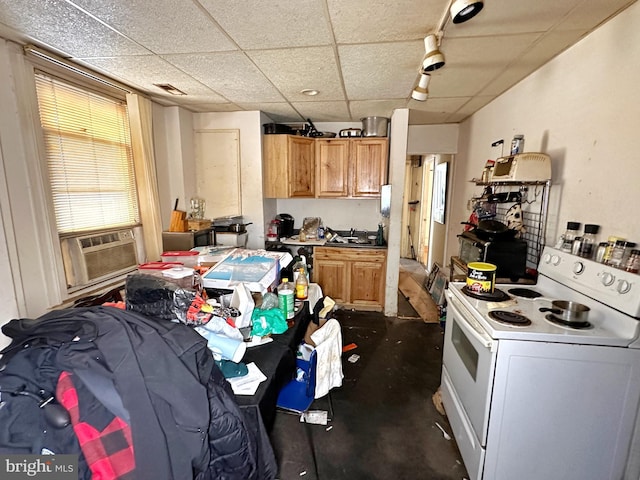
top-left (407, 124), bottom-right (459, 155)
top-left (448, 3), bottom-right (640, 262)
top-left (194, 111), bottom-right (267, 250)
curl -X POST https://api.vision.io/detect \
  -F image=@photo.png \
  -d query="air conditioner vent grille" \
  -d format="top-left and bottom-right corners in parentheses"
top-left (84, 243), bottom-right (138, 281)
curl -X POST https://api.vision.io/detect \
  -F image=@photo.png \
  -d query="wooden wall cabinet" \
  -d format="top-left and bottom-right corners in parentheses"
top-left (316, 138), bottom-right (388, 198)
top-left (263, 135), bottom-right (315, 198)
top-left (314, 246), bottom-right (387, 311)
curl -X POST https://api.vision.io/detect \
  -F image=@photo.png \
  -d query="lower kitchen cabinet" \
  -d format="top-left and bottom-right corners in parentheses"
top-left (313, 247), bottom-right (386, 311)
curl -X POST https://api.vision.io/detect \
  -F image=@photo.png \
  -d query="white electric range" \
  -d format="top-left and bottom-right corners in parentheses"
top-left (441, 246), bottom-right (640, 480)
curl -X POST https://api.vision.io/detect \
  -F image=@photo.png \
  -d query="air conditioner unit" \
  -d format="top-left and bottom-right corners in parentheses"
top-left (61, 229), bottom-right (138, 289)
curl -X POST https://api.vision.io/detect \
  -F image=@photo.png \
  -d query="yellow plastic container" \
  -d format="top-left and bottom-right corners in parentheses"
top-left (466, 262), bottom-right (497, 293)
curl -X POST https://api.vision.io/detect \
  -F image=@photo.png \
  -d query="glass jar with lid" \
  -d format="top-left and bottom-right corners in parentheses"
top-left (625, 250), bottom-right (640, 274)
top-left (608, 240), bottom-right (637, 268)
top-left (578, 224), bottom-right (599, 259)
top-left (558, 222), bottom-right (581, 253)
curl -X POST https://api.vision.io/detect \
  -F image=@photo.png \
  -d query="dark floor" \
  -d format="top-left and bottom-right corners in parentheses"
top-left (269, 305), bottom-right (469, 480)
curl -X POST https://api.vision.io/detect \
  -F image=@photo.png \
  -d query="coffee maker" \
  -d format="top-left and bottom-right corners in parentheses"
top-left (275, 213), bottom-right (294, 238)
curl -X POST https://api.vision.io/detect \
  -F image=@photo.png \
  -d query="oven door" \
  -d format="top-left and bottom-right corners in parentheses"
top-left (441, 290), bottom-right (498, 478)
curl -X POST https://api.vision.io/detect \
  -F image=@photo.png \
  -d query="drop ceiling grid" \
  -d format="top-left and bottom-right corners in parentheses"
top-left (326, 0), bottom-right (443, 44)
top-left (0, 0), bottom-right (149, 57)
top-left (338, 41), bottom-right (424, 100)
top-left (247, 46), bottom-right (345, 102)
top-left (198, 0), bottom-right (333, 49)
top-left (67, 0), bottom-right (237, 55)
top-left (162, 51), bottom-right (285, 103)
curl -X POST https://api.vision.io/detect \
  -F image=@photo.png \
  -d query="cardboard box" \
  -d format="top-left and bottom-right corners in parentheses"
top-left (202, 249), bottom-right (293, 293)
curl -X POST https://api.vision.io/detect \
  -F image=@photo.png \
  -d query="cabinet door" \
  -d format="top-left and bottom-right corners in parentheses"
top-left (316, 139), bottom-right (349, 197)
top-left (314, 257), bottom-right (349, 304)
top-left (350, 261), bottom-right (385, 308)
top-left (263, 135), bottom-right (288, 198)
top-left (288, 136), bottom-right (315, 197)
top-left (351, 139), bottom-right (388, 197)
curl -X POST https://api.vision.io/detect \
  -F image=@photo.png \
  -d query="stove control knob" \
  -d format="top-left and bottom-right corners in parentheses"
top-left (617, 279), bottom-right (632, 294)
top-left (601, 272), bottom-right (616, 287)
top-left (551, 255), bottom-right (561, 266)
top-left (543, 253), bottom-right (552, 264)
top-left (573, 262), bottom-right (585, 275)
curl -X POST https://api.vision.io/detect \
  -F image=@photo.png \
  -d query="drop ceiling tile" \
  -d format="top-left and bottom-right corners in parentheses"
top-left (237, 103), bottom-right (304, 123)
top-left (444, 0), bottom-right (581, 38)
top-left (248, 46), bottom-right (345, 102)
top-left (0, 0), bottom-right (149, 57)
top-left (68, 0), bottom-right (237, 54)
top-left (199, 0), bottom-right (332, 49)
top-left (556, 0), bottom-right (636, 31)
top-left (162, 51), bottom-right (285, 103)
top-left (339, 41), bottom-right (424, 100)
top-left (290, 101), bottom-right (351, 122)
top-left (81, 55), bottom-right (227, 101)
top-left (350, 100), bottom-right (409, 121)
top-left (328, 0), bottom-right (443, 43)
top-left (409, 96), bottom-right (469, 113)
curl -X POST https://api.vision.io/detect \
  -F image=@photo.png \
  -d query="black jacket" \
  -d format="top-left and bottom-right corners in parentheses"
top-left (0, 306), bottom-right (276, 479)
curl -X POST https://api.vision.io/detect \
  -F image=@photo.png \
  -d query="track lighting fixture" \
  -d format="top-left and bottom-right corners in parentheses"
top-left (421, 34), bottom-right (445, 73)
top-left (411, 74), bottom-right (430, 101)
top-left (450, 0), bottom-right (484, 24)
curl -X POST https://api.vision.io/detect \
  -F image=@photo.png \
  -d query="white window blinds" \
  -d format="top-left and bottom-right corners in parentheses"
top-left (34, 72), bottom-right (140, 234)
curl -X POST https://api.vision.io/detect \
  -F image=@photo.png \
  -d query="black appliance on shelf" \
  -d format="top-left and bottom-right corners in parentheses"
top-left (276, 213), bottom-right (294, 238)
top-left (458, 230), bottom-right (528, 281)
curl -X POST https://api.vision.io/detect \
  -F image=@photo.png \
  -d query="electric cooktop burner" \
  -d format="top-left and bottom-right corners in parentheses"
top-left (462, 286), bottom-right (510, 302)
top-left (544, 314), bottom-right (592, 330)
top-left (489, 310), bottom-right (532, 326)
top-left (508, 288), bottom-right (543, 299)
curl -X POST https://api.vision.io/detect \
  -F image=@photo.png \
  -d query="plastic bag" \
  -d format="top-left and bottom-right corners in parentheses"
top-left (125, 273), bottom-right (211, 325)
top-left (261, 292), bottom-right (279, 310)
top-left (250, 307), bottom-right (288, 336)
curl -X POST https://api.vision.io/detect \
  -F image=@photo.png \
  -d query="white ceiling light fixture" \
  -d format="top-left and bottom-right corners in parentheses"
top-left (421, 34), bottom-right (445, 73)
top-left (450, 0), bottom-right (484, 24)
top-left (300, 89), bottom-right (319, 96)
top-left (411, 73), bottom-right (431, 101)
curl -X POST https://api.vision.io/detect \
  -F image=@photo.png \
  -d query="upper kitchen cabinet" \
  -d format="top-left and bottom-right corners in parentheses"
top-left (316, 139), bottom-right (349, 197)
top-left (316, 138), bottom-right (388, 198)
top-left (263, 135), bottom-right (315, 198)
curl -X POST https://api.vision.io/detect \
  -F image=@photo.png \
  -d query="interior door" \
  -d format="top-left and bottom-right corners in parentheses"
top-left (195, 129), bottom-right (241, 217)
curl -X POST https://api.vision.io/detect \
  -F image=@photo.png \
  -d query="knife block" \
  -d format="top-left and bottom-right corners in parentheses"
top-left (169, 210), bottom-right (187, 232)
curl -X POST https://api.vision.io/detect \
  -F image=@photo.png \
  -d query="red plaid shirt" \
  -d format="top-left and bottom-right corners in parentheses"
top-left (56, 371), bottom-right (135, 480)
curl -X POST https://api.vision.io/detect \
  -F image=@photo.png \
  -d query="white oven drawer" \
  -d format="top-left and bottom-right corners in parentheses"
top-left (441, 366), bottom-right (485, 480)
top-left (442, 291), bottom-right (497, 445)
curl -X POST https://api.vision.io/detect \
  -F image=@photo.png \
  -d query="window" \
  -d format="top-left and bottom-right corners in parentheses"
top-left (34, 72), bottom-right (140, 234)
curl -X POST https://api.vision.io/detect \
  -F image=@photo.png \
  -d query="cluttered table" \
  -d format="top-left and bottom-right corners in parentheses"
top-left (234, 301), bottom-right (312, 432)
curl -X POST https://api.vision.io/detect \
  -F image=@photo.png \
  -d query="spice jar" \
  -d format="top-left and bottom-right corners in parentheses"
top-left (608, 240), bottom-right (637, 268)
top-left (578, 224), bottom-right (599, 259)
top-left (559, 222), bottom-right (581, 253)
top-left (625, 250), bottom-right (640, 274)
top-left (603, 236), bottom-right (624, 264)
top-left (595, 242), bottom-right (608, 263)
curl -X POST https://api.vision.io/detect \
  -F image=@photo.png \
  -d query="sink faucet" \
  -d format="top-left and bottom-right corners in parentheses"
top-left (350, 228), bottom-right (355, 237)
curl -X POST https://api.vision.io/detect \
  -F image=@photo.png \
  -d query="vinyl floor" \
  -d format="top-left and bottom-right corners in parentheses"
top-left (269, 297), bottom-right (469, 480)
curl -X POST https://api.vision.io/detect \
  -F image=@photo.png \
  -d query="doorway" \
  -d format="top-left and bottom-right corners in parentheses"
top-left (400, 154), bottom-right (452, 270)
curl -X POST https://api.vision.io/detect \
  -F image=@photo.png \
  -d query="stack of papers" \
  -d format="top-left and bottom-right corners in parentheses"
top-left (226, 362), bottom-right (267, 396)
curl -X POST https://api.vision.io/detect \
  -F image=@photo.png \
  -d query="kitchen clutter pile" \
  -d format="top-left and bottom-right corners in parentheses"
top-left (0, 245), bottom-right (338, 480)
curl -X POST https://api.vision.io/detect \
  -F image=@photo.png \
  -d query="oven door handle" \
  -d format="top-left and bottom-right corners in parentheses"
top-left (447, 291), bottom-right (495, 350)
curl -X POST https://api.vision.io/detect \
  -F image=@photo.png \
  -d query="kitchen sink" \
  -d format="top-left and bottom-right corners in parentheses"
top-left (324, 233), bottom-right (384, 248)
